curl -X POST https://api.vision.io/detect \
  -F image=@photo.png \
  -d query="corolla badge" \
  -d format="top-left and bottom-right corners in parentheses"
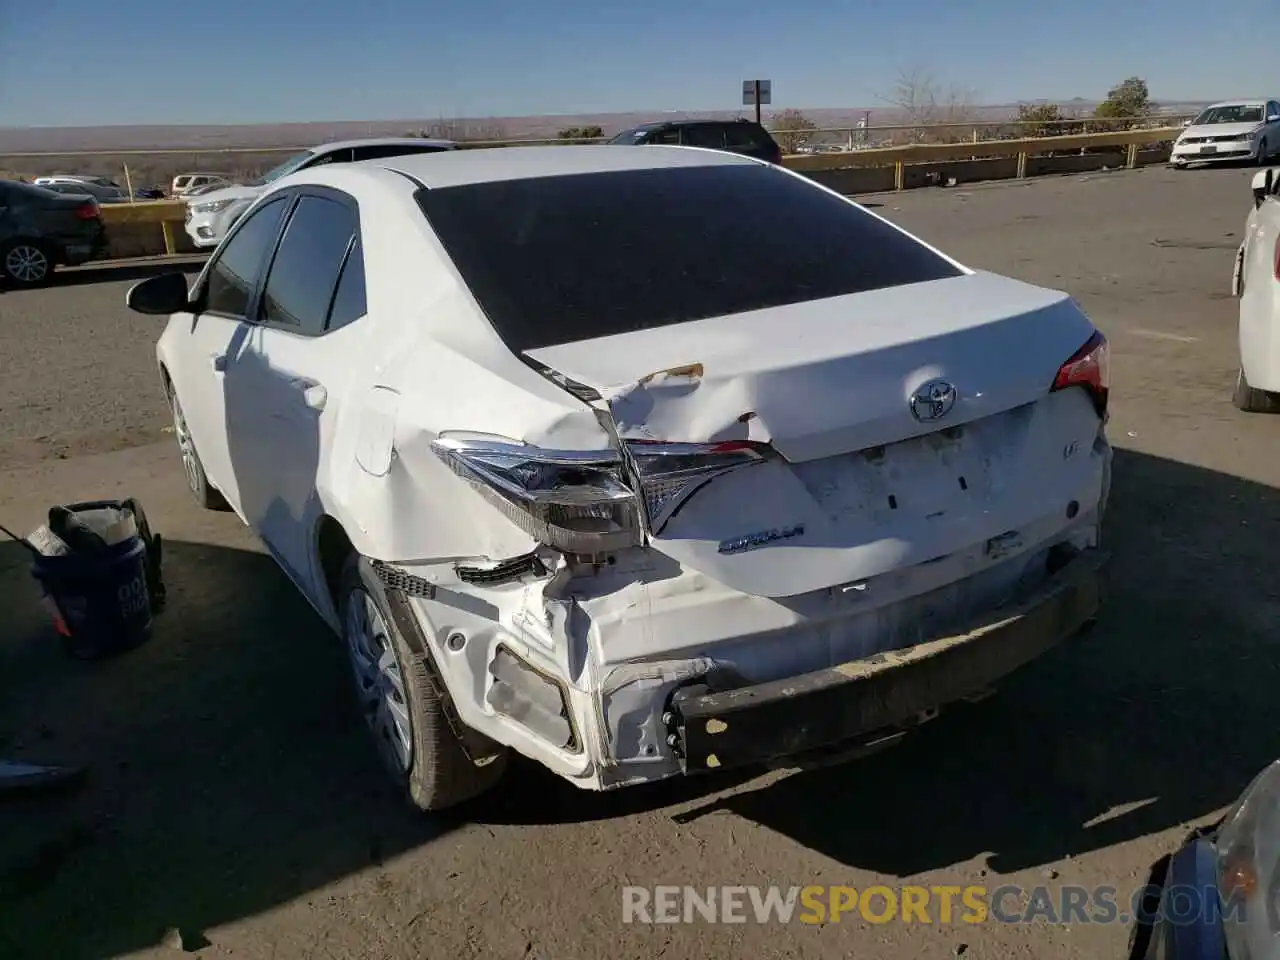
top-left (909, 379), bottom-right (958, 422)
top-left (718, 523), bottom-right (806, 555)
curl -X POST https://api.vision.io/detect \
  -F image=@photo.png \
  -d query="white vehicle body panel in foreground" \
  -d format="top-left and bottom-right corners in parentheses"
top-left (153, 146), bottom-right (1111, 791)
top-left (1238, 169), bottom-right (1280, 390)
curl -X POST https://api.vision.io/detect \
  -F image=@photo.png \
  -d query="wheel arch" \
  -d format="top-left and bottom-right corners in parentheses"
top-left (315, 513), bottom-right (355, 619)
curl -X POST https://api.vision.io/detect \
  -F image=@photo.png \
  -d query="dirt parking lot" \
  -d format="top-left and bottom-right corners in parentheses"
top-left (2, 164), bottom-right (1278, 960)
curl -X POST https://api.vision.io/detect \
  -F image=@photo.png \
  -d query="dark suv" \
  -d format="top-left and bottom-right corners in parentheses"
top-left (607, 119), bottom-right (784, 164)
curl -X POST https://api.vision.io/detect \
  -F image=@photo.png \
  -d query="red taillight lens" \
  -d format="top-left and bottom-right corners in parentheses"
top-left (1274, 237), bottom-right (1280, 281)
top-left (1051, 330), bottom-right (1109, 417)
top-left (75, 201), bottom-right (100, 220)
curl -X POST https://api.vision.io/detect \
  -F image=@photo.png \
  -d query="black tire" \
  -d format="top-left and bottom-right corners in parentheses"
top-left (338, 553), bottom-right (506, 812)
top-left (0, 239), bottom-right (55, 288)
top-left (1232, 369), bottom-right (1280, 413)
top-left (166, 383), bottom-right (229, 510)
top-left (1258, 139), bottom-right (1270, 165)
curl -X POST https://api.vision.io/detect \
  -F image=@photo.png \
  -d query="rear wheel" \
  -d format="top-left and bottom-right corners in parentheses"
top-left (1232, 369), bottom-right (1280, 413)
top-left (168, 385), bottom-right (229, 510)
top-left (338, 554), bottom-right (506, 812)
top-left (1, 239), bottom-right (54, 288)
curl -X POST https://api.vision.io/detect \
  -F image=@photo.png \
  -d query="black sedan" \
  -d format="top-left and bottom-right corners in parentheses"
top-left (0, 179), bottom-right (108, 288)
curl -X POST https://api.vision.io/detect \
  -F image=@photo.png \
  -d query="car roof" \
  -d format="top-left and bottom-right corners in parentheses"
top-left (629, 118), bottom-right (759, 130)
top-left (367, 143), bottom-right (755, 189)
top-left (309, 136), bottom-right (457, 151)
top-left (1205, 99), bottom-right (1268, 108)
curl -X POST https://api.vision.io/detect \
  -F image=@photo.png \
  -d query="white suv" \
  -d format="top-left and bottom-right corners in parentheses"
top-left (183, 138), bottom-right (455, 249)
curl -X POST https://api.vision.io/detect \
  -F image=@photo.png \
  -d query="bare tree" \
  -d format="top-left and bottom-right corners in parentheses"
top-left (769, 108), bottom-right (817, 154)
top-left (411, 118), bottom-right (511, 145)
top-left (881, 66), bottom-right (979, 142)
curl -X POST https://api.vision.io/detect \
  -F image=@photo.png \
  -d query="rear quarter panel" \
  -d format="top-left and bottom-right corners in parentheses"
top-left (1239, 197), bottom-right (1280, 390)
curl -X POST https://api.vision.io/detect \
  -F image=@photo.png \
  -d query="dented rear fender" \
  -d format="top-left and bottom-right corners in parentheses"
top-left (317, 332), bottom-right (613, 566)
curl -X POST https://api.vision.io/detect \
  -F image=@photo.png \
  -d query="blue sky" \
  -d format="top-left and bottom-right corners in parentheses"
top-left (0, 0), bottom-right (1273, 127)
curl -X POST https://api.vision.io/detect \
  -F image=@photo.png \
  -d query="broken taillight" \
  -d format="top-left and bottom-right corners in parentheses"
top-left (431, 434), bottom-right (643, 555)
top-left (432, 433), bottom-right (773, 555)
top-left (1050, 330), bottom-right (1109, 417)
top-left (623, 439), bottom-right (770, 534)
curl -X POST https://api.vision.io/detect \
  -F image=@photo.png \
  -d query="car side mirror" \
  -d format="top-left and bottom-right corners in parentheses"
top-left (1269, 115), bottom-right (1280, 124)
top-left (1182, 119), bottom-right (1192, 127)
top-left (126, 271), bottom-right (190, 315)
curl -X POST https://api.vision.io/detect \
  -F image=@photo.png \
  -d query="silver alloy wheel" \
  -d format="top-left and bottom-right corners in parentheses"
top-left (4, 244), bottom-right (49, 284)
top-left (170, 392), bottom-right (202, 495)
top-left (344, 587), bottom-right (413, 775)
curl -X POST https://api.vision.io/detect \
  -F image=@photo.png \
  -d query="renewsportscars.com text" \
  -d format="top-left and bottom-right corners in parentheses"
top-left (621, 884), bottom-right (1243, 926)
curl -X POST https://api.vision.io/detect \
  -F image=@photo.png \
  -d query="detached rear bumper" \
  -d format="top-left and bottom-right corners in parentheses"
top-left (669, 548), bottom-right (1106, 773)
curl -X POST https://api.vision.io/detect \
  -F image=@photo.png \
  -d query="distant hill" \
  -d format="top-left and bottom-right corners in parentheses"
top-left (0, 100), bottom-right (1214, 154)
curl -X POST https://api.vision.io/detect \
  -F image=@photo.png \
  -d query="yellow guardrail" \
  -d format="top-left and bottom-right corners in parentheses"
top-left (95, 126), bottom-right (1181, 256)
top-left (101, 199), bottom-right (187, 253)
top-left (784, 126), bottom-right (1183, 187)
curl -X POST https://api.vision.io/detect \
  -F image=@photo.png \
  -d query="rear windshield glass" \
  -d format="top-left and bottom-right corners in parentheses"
top-left (416, 164), bottom-right (962, 353)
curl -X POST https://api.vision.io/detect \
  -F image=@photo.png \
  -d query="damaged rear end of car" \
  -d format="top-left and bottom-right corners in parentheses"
top-left (375, 157), bottom-right (1112, 790)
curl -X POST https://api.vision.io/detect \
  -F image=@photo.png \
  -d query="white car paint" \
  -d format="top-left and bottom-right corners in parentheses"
top-left (1171, 99), bottom-right (1280, 167)
top-left (1235, 168), bottom-right (1280, 397)
top-left (182, 137), bottom-right (455, 249)
top-left (142, 145), bottom-right (1111, 798)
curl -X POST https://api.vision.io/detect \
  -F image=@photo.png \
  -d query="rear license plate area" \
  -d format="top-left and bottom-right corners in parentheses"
top-left (792, 424), bottom-right (999, 527)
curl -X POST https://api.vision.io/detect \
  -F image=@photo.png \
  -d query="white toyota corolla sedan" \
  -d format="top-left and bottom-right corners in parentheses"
top-left (1233, 167), bottom-right (1280, 412)
top-left (126, 145), bottom-right (1112, 812)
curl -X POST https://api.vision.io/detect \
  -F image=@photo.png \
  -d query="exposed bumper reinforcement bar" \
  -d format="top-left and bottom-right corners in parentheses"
top-left (669, 548), bottom-right (1107, 774)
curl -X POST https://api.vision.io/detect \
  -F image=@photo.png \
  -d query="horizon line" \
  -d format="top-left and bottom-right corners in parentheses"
top-left (0, 97), bottom-right (1219, 134)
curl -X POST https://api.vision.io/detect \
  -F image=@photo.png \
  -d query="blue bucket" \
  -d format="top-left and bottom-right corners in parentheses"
top-left (30, 503), bottom-right (156, 660)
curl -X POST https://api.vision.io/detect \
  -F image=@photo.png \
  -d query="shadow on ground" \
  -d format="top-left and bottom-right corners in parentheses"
top-left (2, 447), bottom-right (1278, 957)
top-left (0, 537), bottom-right (450, 960)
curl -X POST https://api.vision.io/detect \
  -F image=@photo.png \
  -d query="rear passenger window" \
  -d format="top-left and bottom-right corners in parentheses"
top-left (682, 125), bottom-right (726, 149)
top-left (306, 149), bottom-right (351, 167)
top-left (352, 143), bottom-right (450, 161)
top-left (259, 195), bottom-right (357, 335)
top-left (205, 196), bottom-right (287, 317)
top-left (326, 236), bottom-right (367, 331)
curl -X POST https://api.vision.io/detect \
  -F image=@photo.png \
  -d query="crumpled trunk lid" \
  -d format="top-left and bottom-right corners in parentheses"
top-left (525, 272), bottom-right (1107, 598)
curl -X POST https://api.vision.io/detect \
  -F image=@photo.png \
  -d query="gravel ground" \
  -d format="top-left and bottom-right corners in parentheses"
top-left (2, 163), bottom-right (1278, 960)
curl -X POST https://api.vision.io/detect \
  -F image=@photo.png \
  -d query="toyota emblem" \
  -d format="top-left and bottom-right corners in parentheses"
top-left (909, 379), bottom-right (958, 422)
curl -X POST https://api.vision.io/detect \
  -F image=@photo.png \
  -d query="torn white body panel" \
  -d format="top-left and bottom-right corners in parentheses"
top-left (394, 486), bottom-right (1104, 789)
